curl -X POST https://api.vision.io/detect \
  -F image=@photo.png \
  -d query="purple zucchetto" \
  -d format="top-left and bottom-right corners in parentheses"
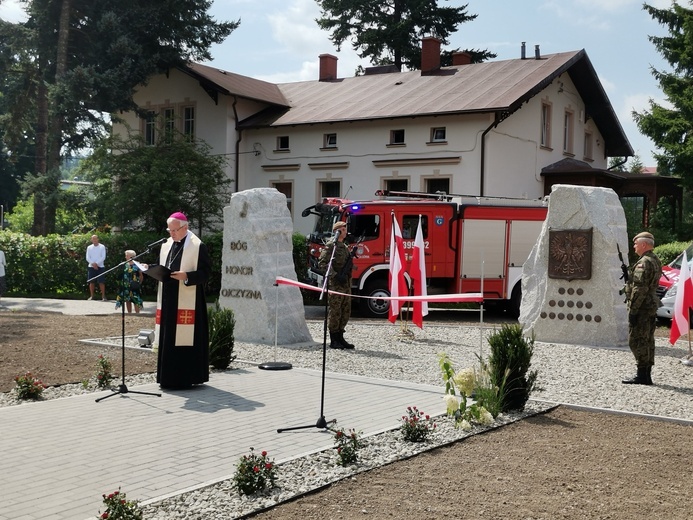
top-left (169, 212), bottom-right (188, 222)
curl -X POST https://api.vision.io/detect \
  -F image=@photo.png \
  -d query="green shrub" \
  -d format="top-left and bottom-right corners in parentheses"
top-left (208, 302), bottom-right (236, 370)
top-left (654, 241), bottom-right (690, 266)
top-left (487, 324), bottom-right (538, 412)
top-left (0, 229), bottom-right (223, 300)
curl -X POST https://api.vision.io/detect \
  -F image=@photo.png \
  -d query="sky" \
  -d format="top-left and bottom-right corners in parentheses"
top-left (0, 0), bottom-right (678, 167)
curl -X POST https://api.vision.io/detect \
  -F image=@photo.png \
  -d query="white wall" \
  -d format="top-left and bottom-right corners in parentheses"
top-left (239, 84), bottom-right (607, 236)
top-left (113, 69), bottom-right (266, 194)
top-left (115, 70), bottom-right (614, 236)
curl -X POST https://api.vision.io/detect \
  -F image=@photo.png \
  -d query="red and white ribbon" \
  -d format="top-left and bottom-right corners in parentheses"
top-left (275, 276), bottom-right (483, 303)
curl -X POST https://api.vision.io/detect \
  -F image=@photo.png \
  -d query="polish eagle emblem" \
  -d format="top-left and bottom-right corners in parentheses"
top-left (548, 230), bottom-right (592, 280)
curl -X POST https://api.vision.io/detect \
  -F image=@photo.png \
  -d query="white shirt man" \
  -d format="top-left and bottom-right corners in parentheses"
top-left (86, 235), bottom-right (107, 300)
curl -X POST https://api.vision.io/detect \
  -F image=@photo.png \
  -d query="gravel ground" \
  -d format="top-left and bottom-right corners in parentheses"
top-left (139, 322), bottom-right (693, 519)
top-left (3, 319), bottom-right (693, 519)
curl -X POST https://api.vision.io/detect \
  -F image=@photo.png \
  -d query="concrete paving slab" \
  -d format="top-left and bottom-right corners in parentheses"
top-left (0, 296), bottom-right (156, 316)
top-left (0, 364), bottom-right (445, 520)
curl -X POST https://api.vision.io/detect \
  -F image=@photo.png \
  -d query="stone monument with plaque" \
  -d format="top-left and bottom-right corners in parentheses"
top-left (219, 188), bottom-right (312, 345)
top-left (520, 184), bottom-right (629, 347)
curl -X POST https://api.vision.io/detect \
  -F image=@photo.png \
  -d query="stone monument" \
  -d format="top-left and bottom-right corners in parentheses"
top-left (218, 188), bottom-right (312, 345)
top-left (520, 184), bottom-right (629, 348)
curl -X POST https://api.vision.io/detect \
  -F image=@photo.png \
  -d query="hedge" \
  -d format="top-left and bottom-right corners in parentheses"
top-left (0, 230), bottom-right (306, 301)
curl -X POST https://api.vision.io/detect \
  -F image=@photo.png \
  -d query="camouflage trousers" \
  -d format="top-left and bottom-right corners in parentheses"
top-left (628, 311), bottom-right (657, 367)
top-left (327, 281), bottom-right (351, 332)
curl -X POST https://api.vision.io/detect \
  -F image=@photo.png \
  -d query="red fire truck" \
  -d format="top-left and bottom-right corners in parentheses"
top-left (302, 191), bottom-right (548, 318)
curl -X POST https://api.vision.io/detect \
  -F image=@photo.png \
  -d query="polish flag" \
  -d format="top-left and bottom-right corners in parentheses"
top-left (670, 251), bottom-right (693, 344)
top-left (388, 213), bottom-right (407, 323)
top-left (410, 215), bottom-right (428, 328)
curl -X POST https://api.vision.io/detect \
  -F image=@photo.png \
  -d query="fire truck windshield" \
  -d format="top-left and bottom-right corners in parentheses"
top-left (314, 212), bottom-right (338, 234)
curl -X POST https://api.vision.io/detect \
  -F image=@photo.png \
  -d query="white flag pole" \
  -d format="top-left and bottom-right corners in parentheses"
top-left (258, 241), bottom-right (292, 371)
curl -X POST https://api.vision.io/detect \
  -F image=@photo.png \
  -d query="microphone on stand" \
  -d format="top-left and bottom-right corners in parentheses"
top-left (147, 237), bottom-right (167, 248)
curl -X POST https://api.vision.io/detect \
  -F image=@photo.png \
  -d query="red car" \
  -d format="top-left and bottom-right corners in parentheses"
top-left (656, 243), bottom-right (693, 320)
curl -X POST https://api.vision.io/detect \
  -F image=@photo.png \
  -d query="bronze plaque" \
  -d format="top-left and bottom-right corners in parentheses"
top-left (548, 229), bottom-right (592, 281)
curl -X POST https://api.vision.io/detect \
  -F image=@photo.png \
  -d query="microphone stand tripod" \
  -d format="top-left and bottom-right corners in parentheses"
top-left (277, 231), bottom-right (341, 432)
top-left (95, 247), bottom-right (162, 403)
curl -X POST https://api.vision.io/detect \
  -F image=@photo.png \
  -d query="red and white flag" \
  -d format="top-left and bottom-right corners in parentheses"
top-left (388, 213), bottom-right (407, 323)
top-left (410, 215), bottom-right (428, 328)
top-left (670, 251), bottom-right (693, 344)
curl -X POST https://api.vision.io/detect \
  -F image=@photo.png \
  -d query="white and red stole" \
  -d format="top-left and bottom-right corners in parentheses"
top-left (154, 231), bottom-right (201, 347)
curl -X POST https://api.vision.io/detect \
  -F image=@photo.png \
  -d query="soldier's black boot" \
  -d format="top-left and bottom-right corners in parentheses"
top-left (622, 366), bottom-right (650, 385)
top-left (338, 330), bottom-right (355, 350)
top-left (329, 331), bottom-right (344, 349)
top-left (645, 366), bottom-right (653, 385)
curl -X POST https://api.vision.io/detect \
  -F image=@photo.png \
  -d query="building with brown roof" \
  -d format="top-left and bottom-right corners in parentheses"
top-left (114, 38), bottom-right (677, 234)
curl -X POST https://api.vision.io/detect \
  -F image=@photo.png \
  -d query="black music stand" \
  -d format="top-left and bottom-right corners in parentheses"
top-left (95, 247), bottom-right (161, 403)
top-left (277, 236), bottom-right (339, 432)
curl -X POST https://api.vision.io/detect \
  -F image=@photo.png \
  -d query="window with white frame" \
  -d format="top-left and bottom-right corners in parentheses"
top-left (163, 107), bottom-right (175, 143)
top-left (320, 180), bottom-right (341, 198)
top-left (541, 102), bottom-right (552, 148)
top-left (583, 131), bottom-right (593, 160)
top-left (430, 127), bottom-right (446, 142)
top-left (384, 178), bottom-right (408, 192)
top-left (563, 110), bottom-right (574, 154)
top-left (183, 106), bottom-right (195, 140)
top-left (425, 177), bottom-right (450, 195)
top-left (323, 133), bottom-right (337, 148)
top-left (389, 129), bottom-right (405, 145)
top-left (144, 111), bottom-right (156, 146)
top-left (276, 136), bottom-right (290, 151)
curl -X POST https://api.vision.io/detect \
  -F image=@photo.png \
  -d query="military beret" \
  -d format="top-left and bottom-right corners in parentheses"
top-left (633, 231), bottom-right (654, 242)
top-left (332, 221), bottom-right (347, 231)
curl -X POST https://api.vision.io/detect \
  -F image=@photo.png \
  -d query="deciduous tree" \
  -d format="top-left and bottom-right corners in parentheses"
top-left (0, 0), bottom-right (238, 235)
top-left (78, 131), bottom-right (231, 234)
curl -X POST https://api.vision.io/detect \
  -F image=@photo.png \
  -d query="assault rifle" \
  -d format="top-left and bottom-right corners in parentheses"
top-left (617, 243), bottom-right (629, 283)
top-left (617, 243), bottom-right (630, 302)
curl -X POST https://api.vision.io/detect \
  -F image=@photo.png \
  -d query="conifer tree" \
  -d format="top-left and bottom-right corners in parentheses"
top-left (315, 0), bottom-right (494, 72)
top-left (634, 2), bottom-right (693, 186)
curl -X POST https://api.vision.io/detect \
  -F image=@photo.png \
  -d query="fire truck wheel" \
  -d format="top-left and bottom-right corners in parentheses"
top-left (360, 281), bottom-right (391, 318)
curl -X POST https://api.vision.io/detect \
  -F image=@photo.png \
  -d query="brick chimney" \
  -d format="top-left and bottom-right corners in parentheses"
top-left (452, 51), bottom-right (472, 66)
top-left (421, 37), bottom-right (441, 74)
top-left (319, 54), bottom-right (338, 81)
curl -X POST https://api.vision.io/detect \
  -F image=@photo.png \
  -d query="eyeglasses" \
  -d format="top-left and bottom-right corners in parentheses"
top-left (166, 225), bottom-right (187, 233)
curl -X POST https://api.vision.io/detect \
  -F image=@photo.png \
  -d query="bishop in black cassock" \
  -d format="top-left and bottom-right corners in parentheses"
top-left (154, 212), bottom-right (211, 389)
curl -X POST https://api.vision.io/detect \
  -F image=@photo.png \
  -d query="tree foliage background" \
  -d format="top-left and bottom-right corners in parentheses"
top-left (0, 0), bottom-right (238, 235)
top-left (634, 2), bottom-right (693, 186)
top-left (316, 0), bottom-right (495, 72)
top-left (77, 130), bottom-right (231, 234)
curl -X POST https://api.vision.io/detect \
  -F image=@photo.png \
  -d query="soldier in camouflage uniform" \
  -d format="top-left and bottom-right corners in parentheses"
top-left (622, 231), bottom-right (662, 385)
top-left (319, 221), bottom-right (355, 349)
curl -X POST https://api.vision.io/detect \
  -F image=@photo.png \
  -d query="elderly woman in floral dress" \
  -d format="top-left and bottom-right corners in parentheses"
top-left (115, 249), bottom-right (144, 313)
